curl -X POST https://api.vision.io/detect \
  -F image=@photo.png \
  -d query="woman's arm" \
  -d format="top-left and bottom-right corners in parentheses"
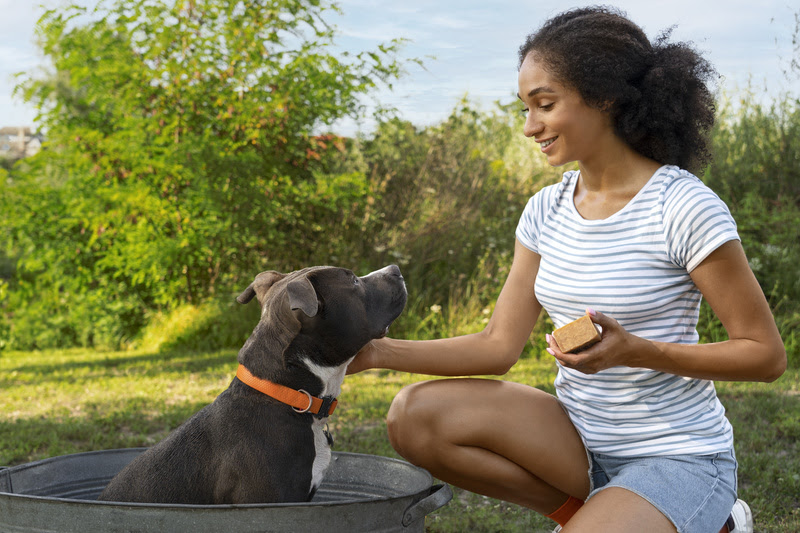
top-left (347, 239), bottom-right (544, 376)
top-left (549, 240), bottom-right (787, 382)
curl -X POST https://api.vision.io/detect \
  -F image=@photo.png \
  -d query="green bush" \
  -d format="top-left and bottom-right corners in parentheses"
top-left (135, 296), bottom-right (260, 354)
top-left (701, 91), bottom-right (800, 365)
top-left (705, 93), bottom-right (800, 301)
top-left (3, 13), bottom-right (798, 366)
top-left (351, 99), bottom-right (559, 314)
top-left (0, 279), bottom-right (8, 351)
top-left (1, 0), bottom-right (410, 350)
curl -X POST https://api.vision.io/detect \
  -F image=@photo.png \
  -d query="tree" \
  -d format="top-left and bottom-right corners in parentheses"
top-left (3, 0), bottom-right (408, 348)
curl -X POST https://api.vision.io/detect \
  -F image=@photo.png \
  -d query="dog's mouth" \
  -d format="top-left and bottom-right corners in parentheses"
top-left (377, 325), bottom-right (391, 338)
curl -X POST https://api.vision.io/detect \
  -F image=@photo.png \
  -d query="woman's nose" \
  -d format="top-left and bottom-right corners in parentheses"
top-left (523, 111), bottom-right (543, 138)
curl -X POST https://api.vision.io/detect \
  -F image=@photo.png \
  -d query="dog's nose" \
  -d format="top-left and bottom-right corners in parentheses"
top-left (364, 264), bottom-right (403, 280)
top-left (385, 264), bottom-right (402, 278)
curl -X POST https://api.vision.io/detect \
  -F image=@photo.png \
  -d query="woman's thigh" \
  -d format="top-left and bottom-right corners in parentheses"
top-left (565, 487), bottom-right (678, 533)
top-left (571, 450), bottom-right (737, 533)
top-left (387, 378), bottom-right (591, 507)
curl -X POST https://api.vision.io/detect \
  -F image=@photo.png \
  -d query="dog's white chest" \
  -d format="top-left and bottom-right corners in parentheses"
top-left (310, 420), bottom-right (332, 492)
top-left (304, 356), bottom-right (354, 494)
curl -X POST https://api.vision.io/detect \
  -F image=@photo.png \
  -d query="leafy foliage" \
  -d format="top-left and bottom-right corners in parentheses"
top-left (701, 91), bottom-right (800, 365)
top-left (1, 3), bottom-right (798, 369)
top-left (351, 100), bottom-right (560, 322)
top-left (2, 0), bottom-right (407, 349)
top-left (705, 94), bottom-right (800, 303)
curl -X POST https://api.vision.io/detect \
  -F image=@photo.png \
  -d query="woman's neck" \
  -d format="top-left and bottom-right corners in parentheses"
top-left (577, 142), bottom-right (661, 194)
top-left (573, 145), bottom-right (663, 220)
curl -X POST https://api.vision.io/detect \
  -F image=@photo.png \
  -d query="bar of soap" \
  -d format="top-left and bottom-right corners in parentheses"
top-left (552, 314), bottom-right (601, 353)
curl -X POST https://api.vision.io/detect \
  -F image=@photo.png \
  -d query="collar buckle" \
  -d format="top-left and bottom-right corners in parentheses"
top-left (314, 395), bottom-right (337, 419)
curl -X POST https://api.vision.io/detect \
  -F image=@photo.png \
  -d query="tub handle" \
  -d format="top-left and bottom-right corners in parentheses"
top-left (402, 483), bottom-right (453, 527)
top-left (0, 466), bottom-right (11, 493)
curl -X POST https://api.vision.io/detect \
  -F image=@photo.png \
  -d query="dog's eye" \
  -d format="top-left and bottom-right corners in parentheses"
top-left (352, 275), bottom-right (359, 285)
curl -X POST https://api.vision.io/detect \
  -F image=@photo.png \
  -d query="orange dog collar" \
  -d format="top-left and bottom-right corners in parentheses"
top-left (236, 364), bottom-right (338, 419)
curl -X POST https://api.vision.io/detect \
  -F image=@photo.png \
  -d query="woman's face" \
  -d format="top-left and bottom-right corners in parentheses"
top-left (517, 52), bottom-right (614, 167)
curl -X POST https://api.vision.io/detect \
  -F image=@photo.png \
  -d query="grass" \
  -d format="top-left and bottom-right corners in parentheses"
top-left (1, 348), bottom-right (798, 532)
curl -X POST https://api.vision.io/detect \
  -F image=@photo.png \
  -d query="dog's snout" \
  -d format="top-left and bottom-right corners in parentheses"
top-left (363, 264), bottom-right (403, 280)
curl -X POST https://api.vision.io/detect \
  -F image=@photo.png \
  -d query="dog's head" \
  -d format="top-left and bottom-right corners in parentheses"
top-left (236, 265), bottom-right (407, 382)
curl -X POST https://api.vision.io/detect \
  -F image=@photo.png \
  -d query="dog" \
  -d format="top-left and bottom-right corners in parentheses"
top-left (98, 264), bottom-right (407, 504)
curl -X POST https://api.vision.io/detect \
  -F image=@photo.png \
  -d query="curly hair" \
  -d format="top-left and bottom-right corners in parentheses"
top-left (518, 6), bottom-right (718, 173)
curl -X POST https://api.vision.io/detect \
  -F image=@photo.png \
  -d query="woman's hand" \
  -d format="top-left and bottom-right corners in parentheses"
top-left (545, 309), bottom-right (649, 374)
top-left (346, 338), bottom-right (383, 375)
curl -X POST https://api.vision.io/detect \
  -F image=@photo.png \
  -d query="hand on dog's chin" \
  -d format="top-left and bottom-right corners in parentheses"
top-left (347, 339), bottom-right (384, 375)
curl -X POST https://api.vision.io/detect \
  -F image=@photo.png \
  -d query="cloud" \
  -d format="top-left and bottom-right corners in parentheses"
top-left (430, 40), bottom-right (462, 50)
top-left (337, 24), bottom-right (425, 42)
top-left (428, 15), bottom-right (473, 30)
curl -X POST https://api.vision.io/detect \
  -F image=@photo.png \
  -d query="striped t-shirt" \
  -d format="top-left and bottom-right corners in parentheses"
top-left (515, 165), bottom-right (739, 456)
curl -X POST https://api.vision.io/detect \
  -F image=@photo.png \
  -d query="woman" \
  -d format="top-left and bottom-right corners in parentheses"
top-left (347, 7), bottom-right (786, 533)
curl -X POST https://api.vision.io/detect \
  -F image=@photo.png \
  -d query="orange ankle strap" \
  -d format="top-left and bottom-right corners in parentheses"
top-left (546, 495), bottom-right (584, 527)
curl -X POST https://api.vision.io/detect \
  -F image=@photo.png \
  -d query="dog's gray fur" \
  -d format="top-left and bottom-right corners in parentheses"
top-left (99, 265), bottom-right (406, 504)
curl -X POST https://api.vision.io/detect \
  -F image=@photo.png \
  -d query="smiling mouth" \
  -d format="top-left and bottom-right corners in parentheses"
top-left (540, 137), bottom-right (557, 148)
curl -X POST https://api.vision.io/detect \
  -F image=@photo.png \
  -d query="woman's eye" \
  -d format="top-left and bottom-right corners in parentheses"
top-left (539, 103), bottom-right (554, 110)
top-left (520, 107), bottom-right (529, 114)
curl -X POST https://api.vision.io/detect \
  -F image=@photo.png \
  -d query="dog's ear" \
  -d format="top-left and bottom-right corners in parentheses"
top-left (236, 285), bottom-right (257, 304)
top-left (286, 276), bottom-right (318, 317)
top-left (237, 273), bottom-right (317, 376)
top-left (236, 271), bottom-right (286, 305)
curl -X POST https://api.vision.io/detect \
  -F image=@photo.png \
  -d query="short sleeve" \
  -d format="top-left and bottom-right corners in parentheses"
top-left (662, 172), bottom-right (740, 272)
top-left (515, 194), bottom-right (542, 253)
top-left (515, 174), bottom-right (569, 254)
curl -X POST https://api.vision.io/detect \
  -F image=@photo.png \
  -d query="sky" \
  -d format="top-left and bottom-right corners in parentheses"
top-left (1, 0), bottom-right (798, 135)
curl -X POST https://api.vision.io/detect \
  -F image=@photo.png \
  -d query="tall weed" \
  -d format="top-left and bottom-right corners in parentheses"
top-left (5, 88), bottom-right (798, 367)
top-left (704, 90), bottom-right (800, 365)
top-left (353, 99), bottom-right (558, 311)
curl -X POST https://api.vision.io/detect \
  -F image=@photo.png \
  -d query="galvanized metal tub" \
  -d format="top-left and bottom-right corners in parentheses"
top-left (0, 448), bottom-right (452, 533)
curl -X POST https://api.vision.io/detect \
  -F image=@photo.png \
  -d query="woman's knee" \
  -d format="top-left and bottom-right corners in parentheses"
top-left (387, 381), bottom-right (441, 460)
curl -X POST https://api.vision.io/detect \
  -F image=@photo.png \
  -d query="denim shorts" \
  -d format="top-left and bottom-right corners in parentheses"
top-left (587, 448), bottom-right (738, 533)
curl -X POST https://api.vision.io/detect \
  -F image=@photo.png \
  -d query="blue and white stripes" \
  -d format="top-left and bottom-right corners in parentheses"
top-left (516, 165), bottom-right (739, 456)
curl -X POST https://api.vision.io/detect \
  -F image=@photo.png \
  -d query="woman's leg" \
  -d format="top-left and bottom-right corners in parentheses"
top-left (386, 378), bottom-right (591, 514)
top-left (388, 378), bottom-right (681, 532)
top-left (564, 487), bottom-right (677, 532)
